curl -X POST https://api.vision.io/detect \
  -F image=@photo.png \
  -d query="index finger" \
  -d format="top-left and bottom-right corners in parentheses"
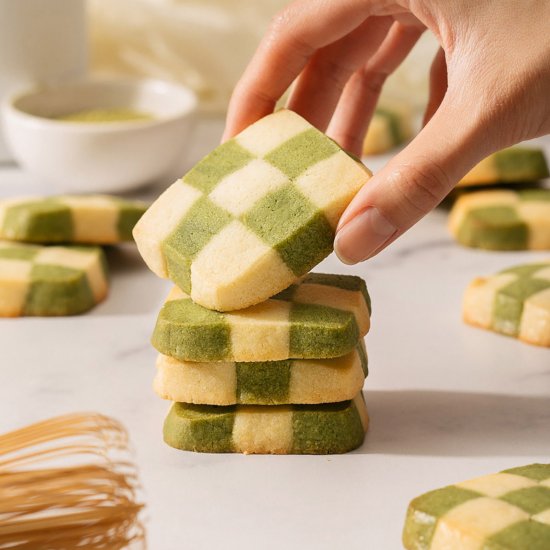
top-left (223, 0), bottom-right (386, 140)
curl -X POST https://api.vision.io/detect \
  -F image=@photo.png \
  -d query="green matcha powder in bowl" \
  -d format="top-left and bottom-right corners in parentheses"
top-left (55, 108), bottom-right (153, 123)
top-left (1, 77), bottom-right (197, 193)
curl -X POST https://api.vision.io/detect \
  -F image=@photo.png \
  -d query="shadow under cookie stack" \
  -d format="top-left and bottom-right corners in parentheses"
top-left (134, 110), bottom-right (373, 454)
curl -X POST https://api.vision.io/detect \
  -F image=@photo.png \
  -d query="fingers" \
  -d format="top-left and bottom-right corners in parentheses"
top-left (286, 16), bottom-right (393, 132)
top-left (327, 20), bottom-right (425, 155)
top-left (423, 48), bottom-right (447, 126)
top-left (223, 0), bottom-right (376, 141)
top-left (334, 96), bottom-right (493, 264)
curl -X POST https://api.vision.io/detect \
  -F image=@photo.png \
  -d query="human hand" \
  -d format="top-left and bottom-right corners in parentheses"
top-left (223, 0), bottom-right (550, 264)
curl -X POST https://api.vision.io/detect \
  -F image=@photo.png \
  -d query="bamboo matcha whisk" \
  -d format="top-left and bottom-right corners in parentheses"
top-left (0, 413), bottom-right (145, 549)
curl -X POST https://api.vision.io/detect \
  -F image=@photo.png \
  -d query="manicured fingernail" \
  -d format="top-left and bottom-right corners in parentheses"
top-left (334, 207), bottom-right (396, 264)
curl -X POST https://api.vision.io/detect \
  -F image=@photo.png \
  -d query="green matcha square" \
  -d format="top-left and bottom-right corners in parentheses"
top-left (3, 200), bottom-right (73, 243)
top-left (503, 464), bottom-right (550, 482)
top-left (183, 140), bottom-right (254, 193)
top-left (117, 204), bottom-right (145, 240)
top-left (152, 298), bottom-right (231, 361)
top-left (0, 245), bottom-right (39, 261)
top-left (264, 128), bottom-right (340, 179)
top-left (236, 361), bottom-right (291, 404)
top-left (459, 207), bottom-right (528, 250)
top-left (291, 399), bottom-right (364, 454)
top-left (403, 487), bottom-right (482, 550)
top-left (243, 185), bottom-right (333, 275)
top-left (500, 486), bottom-right (550, 515)
top-left (501, 264), bottom-right (550, 278)
top-left (289, 303), bottom-right (359, 357)
top-left (493, 277), bottom-right (550, 335)
top-left (376, 108), bottom-right (403, 143)
top-left (518, 189), bottom-right (550, 202)
top-left (485, 520), bottom-right (550, 550)
top-left (25, 264), bottom-right (94, 316)
top-left (495, 148), bottom-right (550, 181)
top-left (165, 197), bottom-right (233, 259)
top-left (164, 403), bottom-right (236, 453)
top-left (164, 253), bottom-right (192, 294)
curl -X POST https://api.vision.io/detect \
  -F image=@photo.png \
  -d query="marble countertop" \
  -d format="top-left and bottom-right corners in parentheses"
top-left (0, 120), bottom-right (549, 550)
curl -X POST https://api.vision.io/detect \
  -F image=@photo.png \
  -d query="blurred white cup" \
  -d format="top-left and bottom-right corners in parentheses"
top-left (0, 0), bottom-right (88, 162)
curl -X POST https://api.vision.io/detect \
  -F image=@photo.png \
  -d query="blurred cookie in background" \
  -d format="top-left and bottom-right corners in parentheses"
top-left (449, 189), bottom-right (550, 250)
top-left (362, 101), bottom-right (414, 156)
top-left (458, 147), bottom-right (549, 187)
top-left (463, 261), bottom-right (550, 347)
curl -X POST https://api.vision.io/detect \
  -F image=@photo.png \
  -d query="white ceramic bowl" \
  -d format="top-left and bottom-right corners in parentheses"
top-left (1, 77), bottom-right (197, 193)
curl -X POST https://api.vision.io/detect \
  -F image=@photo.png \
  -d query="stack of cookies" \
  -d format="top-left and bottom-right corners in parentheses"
top-left (134, 109), bottom-right (373, 454)
top-left (0, 196), bottom-right (146, 317)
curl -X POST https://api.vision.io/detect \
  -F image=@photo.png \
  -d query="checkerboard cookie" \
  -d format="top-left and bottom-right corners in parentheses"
top-left (0, 195), bottom-right (147, 244)
top-left (154, 341), bottom-right (368, 406)
top-left (152, 273), bottom-right (371, 362)
top-left (463, 261), bottom-right (550, 347)
top-left (449, 189), bottom-right (550, 250)
top-left (403, 463), bottom-right (550, 550)
top-left (458, 147), bottom-right (549, 187)
top-left (133, 109), bottom-right (372, 311)
top-left (0, 241), bottom-right (108, 316)
top-left (163, 392), bottom-right (368, 454)
top-left (362, 103), bottom-right (413, 156)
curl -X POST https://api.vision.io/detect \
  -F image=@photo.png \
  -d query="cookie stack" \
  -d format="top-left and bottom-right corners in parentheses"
top-left (0, 196), bottom-right (146, 316)
top-left (133, 109), bottom-right (373, 454)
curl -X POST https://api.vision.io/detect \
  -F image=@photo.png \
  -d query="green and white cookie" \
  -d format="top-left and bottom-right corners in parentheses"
top-left (163, 393), bottom-right (368, 454)
top-left (0, 241), bottom-right (108, 316)
top-left (403, 463), bottom-right (550, 550)
top-left (449, 189), bottom-right (550, 250)
top-left (133, 109), bottom-right (372, 311)
top-left (0, 195), bottom-right (147, 244)
top-left (458, 147), bottom-right (549, 187)
top-left (463, 261), bottom-right (550, 347)
top-left (154, 341), bottom-right (368, 406)
top-left (362, 103), bottom-right (413, 156)
top-left (152, 273), bottom-right (371, 362)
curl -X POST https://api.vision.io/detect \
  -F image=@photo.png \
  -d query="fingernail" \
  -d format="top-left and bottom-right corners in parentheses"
top-left (334, 207), bottom-right (396, 264)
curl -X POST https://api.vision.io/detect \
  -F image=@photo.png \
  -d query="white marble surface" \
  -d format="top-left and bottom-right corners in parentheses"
top-left (0, 121), bottom-right (549, 550)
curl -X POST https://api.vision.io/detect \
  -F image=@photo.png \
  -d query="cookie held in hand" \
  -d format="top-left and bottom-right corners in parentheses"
top-left (134, 109), bottom-right (371, 311)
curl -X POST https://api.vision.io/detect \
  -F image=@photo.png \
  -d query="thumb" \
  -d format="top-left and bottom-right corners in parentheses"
top-left (334, 98), bottom-right (493, 264)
